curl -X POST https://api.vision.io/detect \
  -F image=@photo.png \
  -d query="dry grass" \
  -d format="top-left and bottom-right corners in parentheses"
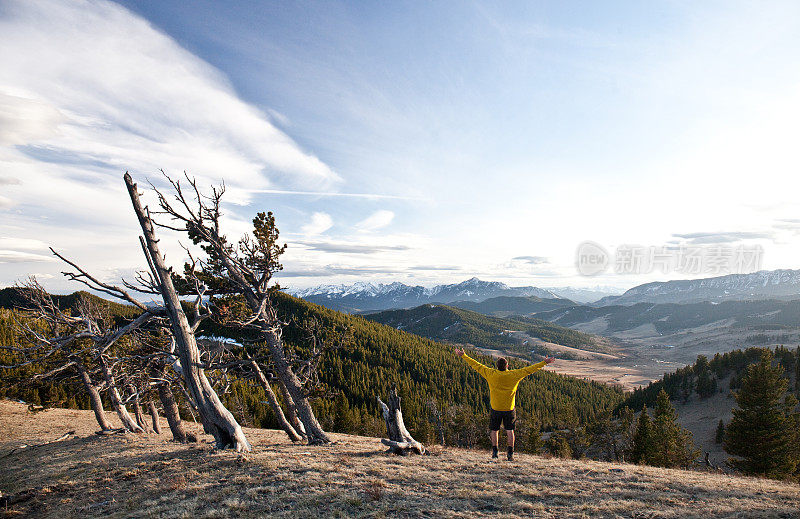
top-left (1, 400), bottom-right (799, 518)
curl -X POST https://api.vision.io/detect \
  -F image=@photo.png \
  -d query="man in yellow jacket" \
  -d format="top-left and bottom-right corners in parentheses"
top-left (455, 347), bottom-right (554, 460)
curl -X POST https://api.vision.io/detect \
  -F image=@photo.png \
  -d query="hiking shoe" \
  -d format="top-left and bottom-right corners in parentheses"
top-left (507, 447), bottom-right (514, 461)
top-left (491, 446), bottom-right (499, 459)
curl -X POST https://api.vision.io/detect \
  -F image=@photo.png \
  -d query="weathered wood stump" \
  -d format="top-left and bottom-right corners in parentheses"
top-left (377, 387), bottom-right (426, 455)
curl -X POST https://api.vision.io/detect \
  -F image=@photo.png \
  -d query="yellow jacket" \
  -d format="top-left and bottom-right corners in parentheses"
top-left (462, 353), bottom-right (547, 411)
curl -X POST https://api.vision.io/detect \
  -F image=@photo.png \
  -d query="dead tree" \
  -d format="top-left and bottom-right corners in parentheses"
top-left (378, 387), bottom-right (426, 455)
top-left (249, 358), bottom-right (303, 441)
top-left (3, 280), bottom-right (158, 433)
top-left (98, 354), bottom-right (144, 433)
top-left (148, 400), bottom-right (162, 434)
top-left (192, 334), bottom-right (303, 442)
top-left (154, 365), bottom-right (194, 443)
top-left (75, 361), bottom-right (114, 431)
top-left (145, 171), bottom-right (334, 444)
top-left (124, 172), bottom-right (250, 451)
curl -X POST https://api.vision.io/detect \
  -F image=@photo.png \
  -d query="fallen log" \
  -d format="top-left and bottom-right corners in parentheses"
top-left (377, 387), bottom-right (426, 455)
top-left (95, 428), bottom-right (128, 436)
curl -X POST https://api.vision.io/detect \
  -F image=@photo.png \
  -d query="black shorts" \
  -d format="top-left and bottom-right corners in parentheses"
top-left (489, 408), bottom-right (516, 431)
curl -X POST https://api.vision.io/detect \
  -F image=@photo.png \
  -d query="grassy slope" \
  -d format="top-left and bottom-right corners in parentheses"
top-left (1, 400), bottom-right (799, 519)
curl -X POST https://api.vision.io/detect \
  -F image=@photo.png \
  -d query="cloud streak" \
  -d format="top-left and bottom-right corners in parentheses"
top-left (512, 255), bottom-right (549, 265)
top-left (0, 0), bottom-right (342, 284)
top-left (356, 210), bottom-right (394, 231)
top-left (296, 241), bottom-right (411, 254)
top-left (671, 231), bottom-right (773, 244)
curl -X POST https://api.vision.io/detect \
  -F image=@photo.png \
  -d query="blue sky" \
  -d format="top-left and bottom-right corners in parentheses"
top-left (2, 0), bottom-right (800, 294)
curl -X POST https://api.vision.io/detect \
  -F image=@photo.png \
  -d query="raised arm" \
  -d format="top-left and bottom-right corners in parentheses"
top-left (456, 347), bottom-right (492, 379)
top-left (517, 357), bottom-right (555, 378)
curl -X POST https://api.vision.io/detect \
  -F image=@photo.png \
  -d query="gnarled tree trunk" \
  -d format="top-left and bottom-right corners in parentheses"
top-left (125, 173), bottom-right (250, 451)
top-left (264, 331), bottom-right (330, 444)
top-left (99, 356), bottom-right (143, 433)
top-left (133, 394), bottom-right (151, 433)
top-left (277, 377), bottom-right (306, 438)
top-left (378, 387), bottom-right (425, 455)
top-left (148, 401), bottom-right (162, 434)
top-left (251, 360), bottom-right (302, 442)
top-left (157, 382), bottom-right (192, 443)
top-left (75, 362), bottom-right (113, 432)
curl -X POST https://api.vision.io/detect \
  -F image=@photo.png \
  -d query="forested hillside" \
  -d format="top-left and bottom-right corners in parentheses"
top-left (364, 303), bottom-right (608, 357)
top-left (623, 345), bottom-right (800, 412)
top-left (450, 295), bottom-right (575, 316)
top-left (0, 290), bottom-right (624, 452)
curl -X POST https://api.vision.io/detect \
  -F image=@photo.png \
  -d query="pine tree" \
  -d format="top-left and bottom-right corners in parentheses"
top-left (526, 416), bottom-right (543, 454)
top-left (715, 419), bottom-right (725, 444)
top-left (545, 432), bottom-right (572, 459)
top-left (630, 405), bottom-right (653, 464)
top-left (649, 390), bottom-right (698, 468)
top-left (724, 351), bottom-right (799, 479)
top-left (795, 346), bottom-right (800, 394)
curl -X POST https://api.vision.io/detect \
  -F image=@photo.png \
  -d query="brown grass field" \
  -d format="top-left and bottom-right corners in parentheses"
top-left (1, 400), bottom-right (799, 518)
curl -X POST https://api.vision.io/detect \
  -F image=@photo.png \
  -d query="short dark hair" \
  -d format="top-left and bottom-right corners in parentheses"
top-left (496, 357), bottom-right (508, 371)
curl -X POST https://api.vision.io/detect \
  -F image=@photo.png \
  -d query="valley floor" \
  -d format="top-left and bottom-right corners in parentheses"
top-left (1, 400), bottom-right (798, 518)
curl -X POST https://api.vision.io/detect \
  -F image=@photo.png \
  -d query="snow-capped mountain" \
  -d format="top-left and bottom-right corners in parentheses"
top-left (289, 277), bottom-right (561, 313)
top-left (594, 269), bottom-right (800, 306)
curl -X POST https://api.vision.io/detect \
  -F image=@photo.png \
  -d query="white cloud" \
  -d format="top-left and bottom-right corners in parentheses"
top-left (0, 250), bottom-right (54, 263)
top-left (0, 0), bottom-right (342, 287)
top-left (0, 92), bottom-right (64, 146)
top-left (0, 237), bottom-right (49, 250)
top-left (301, 212), bottom-right (333, 235)
top-left (356, 210), bottom-right (394, 231)
top-left (0, 0), bottom-right (339, 196)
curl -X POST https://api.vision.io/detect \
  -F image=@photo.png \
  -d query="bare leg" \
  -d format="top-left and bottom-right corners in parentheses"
top-left (507, 430), bottom-right (515, 449)
top-left (490, 429), bottom-right (499, 447)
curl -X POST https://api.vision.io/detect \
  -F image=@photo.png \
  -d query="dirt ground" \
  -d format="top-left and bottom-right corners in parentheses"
top-left (1, 400), bottom-right (799, 518)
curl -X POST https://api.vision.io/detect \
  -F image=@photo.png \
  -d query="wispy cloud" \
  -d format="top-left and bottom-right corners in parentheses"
top-left (0, 250), bottom-right (55, 264)
top-left (0, 176), bottom-right (21, 185)
top-left (278, 265), bottom-right (408, 277)
top-left (296, 241), bottom-right (411, 254)
top-left (409, 265), bottom-right (462, 271)
top-left (252, 189), bottom-right (425, 201)
top-left (512, 255), bottom-right (549, 265)
top-left (356, 210), bottom-right (394, 231)
top-left (0, 0), bottom-right (342, 284)
top-left (301, 212), bottom-right (333, 235)
top-left (671, 231), bottom-right (773, 244)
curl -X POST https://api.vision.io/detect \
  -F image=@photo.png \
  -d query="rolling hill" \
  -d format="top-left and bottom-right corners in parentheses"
top-left (362, 303), bottom-right (608, 356)
top-left (534, 298), bottom-right (800, 368)
top-left (449, 295), bottom-right (576, 317)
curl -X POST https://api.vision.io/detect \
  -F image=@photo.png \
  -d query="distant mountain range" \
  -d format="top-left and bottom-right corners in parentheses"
top-left (595, 269), bottom-right (800, 306)
top-left (288, 269), bottom-right (800, 314)
top-left (289, 277), bottom-right (564, 313)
